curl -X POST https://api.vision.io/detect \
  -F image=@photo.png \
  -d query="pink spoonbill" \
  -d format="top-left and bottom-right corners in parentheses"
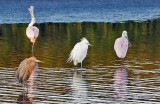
top-left (26, 6), bottom-right (39, 56)
top-left (114, 31), bottom-right (131, 63)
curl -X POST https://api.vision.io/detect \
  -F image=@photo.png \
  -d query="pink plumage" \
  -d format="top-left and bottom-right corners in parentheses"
top-left (26, 26), bottom-right (39, 42)
top-left (26, 6), bottom-right (39, 43)
top-left (26, 6), bottom-right (39, 56)
top-left (114, 31), bottom-right (129, 59)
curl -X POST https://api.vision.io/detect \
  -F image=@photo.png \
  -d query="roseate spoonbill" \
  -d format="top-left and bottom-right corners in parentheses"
top-left (114, 31), bottom-right (131, 62)
top-left (67, 37), bottom-right (92, 68)
top-left (16, 57), bottom-right (42, 90)
top-left (26, 6), bottom-right (39, 56)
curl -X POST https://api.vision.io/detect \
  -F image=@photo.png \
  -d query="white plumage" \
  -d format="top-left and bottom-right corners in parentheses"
top-left (67, 37), bottom-right (91, 68)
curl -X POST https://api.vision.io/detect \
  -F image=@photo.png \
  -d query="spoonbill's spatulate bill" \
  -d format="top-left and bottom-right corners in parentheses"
top-left (67, 37), bottom-right (92, 68)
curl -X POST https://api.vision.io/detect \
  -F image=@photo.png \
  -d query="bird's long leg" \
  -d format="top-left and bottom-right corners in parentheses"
top-left (81, 62), bottom-right (82, 69)
top-left (122, 58), bottom-right (124, 65)
top-left (25, 83), bottom-right (27, 92)
top-left (26, 83), bottom-right (28, 94)
top-left (23, 83), bottom-right (25, 92)
top-left (32, 43), bottom-right (34, 56)
top-left (22, 82), bottom-right (25, 101)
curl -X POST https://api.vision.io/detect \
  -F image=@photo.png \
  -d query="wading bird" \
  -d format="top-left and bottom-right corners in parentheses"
top-left (16, 57), bottom-right (42, 90)
top-left (114, 31), bottom-right (131, 63)
top-left (67, 37), bottom-right (92, 68)
top-left (26, 6), bottom-right (39, 56)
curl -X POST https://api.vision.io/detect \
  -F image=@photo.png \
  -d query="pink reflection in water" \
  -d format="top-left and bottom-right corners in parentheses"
top-left (114, 66), bottom-right (128, 103)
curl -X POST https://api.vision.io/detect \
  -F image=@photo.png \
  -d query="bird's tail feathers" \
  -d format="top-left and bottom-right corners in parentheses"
top-left (66, 53), bottom-right (73, 63)
top-left (67, 54), bottom-right (78, 66)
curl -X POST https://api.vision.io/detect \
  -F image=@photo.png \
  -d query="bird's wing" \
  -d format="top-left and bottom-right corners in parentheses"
top-left (33, 26), bottom-right (39, 38)
top-left (23, 59), bottom-right (36, 81)
top-left (67, 43), bottom-right (81, 64)
top-left (22, 68), bottom-right (30, 82)
top-left (16, 58), bottom-right (36, 83)
top-left (16, 59), bottom-right (26, 79)
top-left (78, 44), bottom-right (88, 61)
top-left (114, 38), bottom-right (120, 51)
top-left (26, 26), bottom-right (39, 38)
top-left (26, 26), bottom-right (35, 38)
top-left (114, 37), bottom-right (128, 58)
top-left (17, 59), bottom-right (29, 83)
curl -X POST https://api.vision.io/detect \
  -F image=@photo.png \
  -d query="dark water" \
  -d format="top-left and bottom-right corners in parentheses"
top-left (1, 0), bottom-right (160, 23)
top-left (0, 20), bottom-right (160, 103)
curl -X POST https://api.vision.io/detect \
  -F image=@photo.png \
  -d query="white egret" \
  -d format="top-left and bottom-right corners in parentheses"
top-left (67, 37), bottom-right (92, 68)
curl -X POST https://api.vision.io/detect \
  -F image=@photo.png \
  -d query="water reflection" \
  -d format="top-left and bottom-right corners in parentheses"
top-left (0, 66), bottom-right (159, 103)
top-left (71, 70), bottom-right (88, 103)
top-left (1, 20), bottom-right (160, 69)
top-left (113, 66), bottom-right (128, 103)
top-left (0, 20), bottom-right (160, 103)
top-left (16, 93), bottom-right (32, 104)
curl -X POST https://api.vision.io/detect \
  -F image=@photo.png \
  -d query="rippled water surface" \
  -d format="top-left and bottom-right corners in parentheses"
top-left (0, 20), bottom-right (160, 103)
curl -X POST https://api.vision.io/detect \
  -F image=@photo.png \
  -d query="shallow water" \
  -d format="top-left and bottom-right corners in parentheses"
top-left (0, 20), bottom-right (160, 103)
top-left (0, 67), bottom-right (159, 103)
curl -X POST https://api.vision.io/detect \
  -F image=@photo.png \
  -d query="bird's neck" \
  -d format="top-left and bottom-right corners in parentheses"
top-left (28, 21), bottom-right (35, 27)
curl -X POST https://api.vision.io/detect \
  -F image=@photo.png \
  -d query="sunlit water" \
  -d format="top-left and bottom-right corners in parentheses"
top-left (0, 20), bottom-right (160, 103)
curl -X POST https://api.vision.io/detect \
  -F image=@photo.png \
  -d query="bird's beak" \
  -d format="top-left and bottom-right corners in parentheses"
top-left (89, 43), bottom-right (92, 46)
top-left (128, 41), bottom-right (132, 47)
top-left (35, 59), bottom-right (44, 63)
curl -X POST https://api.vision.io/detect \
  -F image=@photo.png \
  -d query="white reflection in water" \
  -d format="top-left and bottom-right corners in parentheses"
top-left (113, 66), bottom-right (128, 103)
top-left (71, 70), bottom-right (88, 103)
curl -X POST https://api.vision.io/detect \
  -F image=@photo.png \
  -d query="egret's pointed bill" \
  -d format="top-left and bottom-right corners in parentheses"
top-left (35, 59), bottom-right (43, 63)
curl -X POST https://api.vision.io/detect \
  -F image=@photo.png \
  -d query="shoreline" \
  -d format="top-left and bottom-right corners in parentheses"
top-left (0, 18), bottom-right (159, 25)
